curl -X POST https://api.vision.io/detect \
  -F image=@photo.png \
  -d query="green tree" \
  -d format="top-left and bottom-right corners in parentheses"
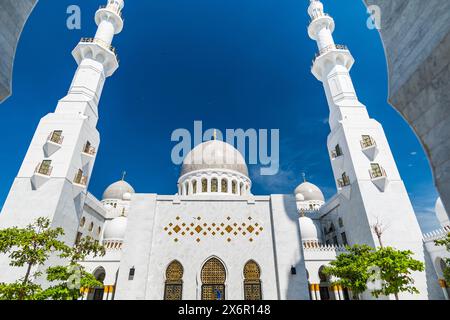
top-left (322, 244), bottom-right (375, 299)
top-left (434, 233), bottom-right (450, 283)
top-left (0, 217), bottom-right (107, 300)
top-left (42, 236), bottom-right (106, 300)
top-left (0, 217), bottom-right (67, 300)
top-left (370, 247), bottom-right (424, 300)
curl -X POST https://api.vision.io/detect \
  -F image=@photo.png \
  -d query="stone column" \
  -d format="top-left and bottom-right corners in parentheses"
top-left (309, 284), bottom-right (316, 300)
top-left (314, 284), bottom-right (321, 300)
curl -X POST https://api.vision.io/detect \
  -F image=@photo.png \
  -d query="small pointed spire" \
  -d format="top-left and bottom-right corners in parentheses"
top-left (302, 172), bottom-right (307, 182)
top-left (121, 171), bottom-right (127, 181)
top-left (213, 129), bottom-right (217, 141)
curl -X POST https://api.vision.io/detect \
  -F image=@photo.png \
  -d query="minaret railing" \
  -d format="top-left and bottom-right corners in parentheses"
top-left (314, 44), bottom-right (348, 60)
top-left (79, 38), bottom-right (118, 56)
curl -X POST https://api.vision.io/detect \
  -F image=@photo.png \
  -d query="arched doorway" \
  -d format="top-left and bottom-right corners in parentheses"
top-left (201, 257), bottom-right (226, 300)
top-left (243, 260), bottom-right (262, 300)
top-left (318, 266), bottom-right (331, 300)
top-left (90, 267), bottom-right (106, 301)
top-left (164, 260), bottom-right (184, 300)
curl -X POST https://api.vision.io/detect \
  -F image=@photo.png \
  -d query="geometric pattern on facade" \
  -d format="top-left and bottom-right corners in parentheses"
top-left (163, 216), bottom-right (264, 243)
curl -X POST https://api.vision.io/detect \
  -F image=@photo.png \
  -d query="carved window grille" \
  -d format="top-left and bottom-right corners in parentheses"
top-left (369, 163), bottom-right (386, 179)
top-left (243, 260), bottom-right (262, 300)
top-left (49, 130), bottom-right (63, 144)
top-left (361, 135), bottom-right (376, 149)
top-left (164, 260), bottom-right (183, 300)
top-left (202, 179), bottom-right (207, 193)
top-left (37, 160), bottom-right (52, 176)
top-left (192, 180), bottom-right (197, 194)
top-left (211, 178), bottom-right (218, 192)
top-left (232, 181), bottom-right (237, 194)
top-left (221, 179), bottom-right (227, 192)
top-left (201, 258), bottom-right (226, 300)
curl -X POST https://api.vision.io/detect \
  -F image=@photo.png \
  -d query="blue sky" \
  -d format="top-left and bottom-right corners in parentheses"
top-left (0, 0), bottom-right (440, 232)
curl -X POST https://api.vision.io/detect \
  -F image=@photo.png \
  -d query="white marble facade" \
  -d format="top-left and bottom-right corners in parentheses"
top-left (0, 0), bottom-right (449, 301)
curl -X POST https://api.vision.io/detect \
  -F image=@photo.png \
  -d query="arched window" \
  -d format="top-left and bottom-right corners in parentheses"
top-left (243, 260), bottom-right (262, 300)
top-left (89, 222), bottom-right (94, 232)
top-left (201, 257), bottom-right (226, 300)
top-left (338, 217), bottom-right (344, 228)
top-left (221, 179), bottom-right (228, 193)
top-left (202, 179), bottom-right (207, 193)
top-left (164, 260), bottom-right (184, 300)
top-left (240, 182), bottom-right (244, 195)
top-left (192, 180), bottom-right (197, 194)
top-left (211, 178), bottom-right (218, 192)
top-left (80, 217), bottom-right (86, 227)
top-left (232, 181), bottom-right (237, 194)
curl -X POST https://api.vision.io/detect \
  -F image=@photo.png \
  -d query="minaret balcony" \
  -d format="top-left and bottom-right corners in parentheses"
top-left (311, 44), bottom-right (354, 81)
top-left (369, 165), bottom-right (388, 192)
top-left (337, 174), bottom-right (351, 199)
top-left (43, 131), bottom-right (64, 157)
top-left (337, 176), bottom-right (350, 188)
top-left (95, 4), bottom-right (124, 34)
top-left (308, 12), bottom-right (335, 40)
top-left (31, 161), bottom-right (53, 189)
top-left (81, 143), bottom-right (96, 165)
top-left (79, 38), bottom-right (118, 57)
top-left (82, 144), bottom-right (96, 156)
top-left (72, 38), bottom-right (120, 77)
top-left (73, 174), bottom-right (88, 188)
top-left (47, 131), bottom-right (64, 145)
top-left (309, 12), bottom-right (330, 24)
top-left (330, 145), bottom-right (343, 159)
top-left (330, 146), bottom-right (344, 169)
top-left (360, 136), bottom-right (376, 149)
top-left (34, 162), bottom-right (53, 177)
top-left (314, 44), bottom-right (348, 62)
top-left (369, 166), bottom-right (386, 180)
top-left (360, 135), bottom-right (378, 160)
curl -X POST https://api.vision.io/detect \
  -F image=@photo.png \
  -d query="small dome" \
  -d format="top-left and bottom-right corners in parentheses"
top-left (102, 180), bottom-right (135, 200)
top-left (294, 181), bottom-right (325, 202)
top-left (435, 197), bottom-right (449, 226)
top-left (103, 216), bottom-right (127, 240)
top-left (181, 140), bottom-right (248, 177)
top-left (299, 216), bottom-right (319, 241)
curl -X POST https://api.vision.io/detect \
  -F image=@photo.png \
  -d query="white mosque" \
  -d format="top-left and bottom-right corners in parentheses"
top-left (0, 0), bottom-right (449, 300)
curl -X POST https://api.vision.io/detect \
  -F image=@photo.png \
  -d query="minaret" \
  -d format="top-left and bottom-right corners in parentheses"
top-left (0, 0), bottom-right (125, 283)
top-left (307, 0), bottom-right (430, 299)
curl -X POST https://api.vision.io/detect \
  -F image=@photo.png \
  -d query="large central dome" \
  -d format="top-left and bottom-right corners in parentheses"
top-left (181, 140), bottom-right (249, 177)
